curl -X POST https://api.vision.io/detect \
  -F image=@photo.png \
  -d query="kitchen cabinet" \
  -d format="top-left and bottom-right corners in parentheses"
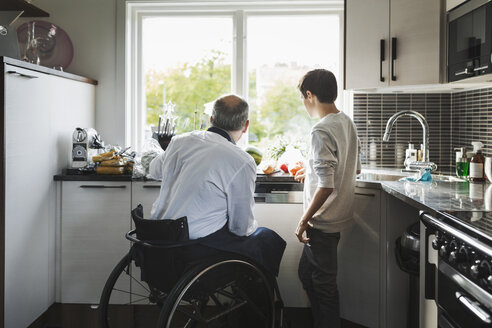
top-left (131, 181), bottom-right (161, 219)
top-left (338, 187), bottom-right (381, 328)
top-left (59, 181), bottom-right (131, 304)
top-left (2, 58), bottom-right (96, 328)
top-left (130, 180), bottom-right (160, 302)
top-left (253, 202), bottom-right (310, 308)
top-left (345, 0), bottom-right (445, 89)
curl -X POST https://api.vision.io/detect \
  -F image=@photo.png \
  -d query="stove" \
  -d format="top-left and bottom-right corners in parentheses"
top-left (421, 211), bottom-right (492, 328)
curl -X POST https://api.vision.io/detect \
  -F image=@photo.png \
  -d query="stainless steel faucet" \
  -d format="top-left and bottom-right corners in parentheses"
top-left (383, 110), bottom-right (436, 170)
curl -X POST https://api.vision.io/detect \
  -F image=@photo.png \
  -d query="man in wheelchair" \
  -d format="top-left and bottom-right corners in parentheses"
top-left (99, 94), bottom-right (286, 328)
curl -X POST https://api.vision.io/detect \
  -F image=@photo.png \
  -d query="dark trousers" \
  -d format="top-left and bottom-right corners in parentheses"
top-left (298, 228), bottom-right (341, 328)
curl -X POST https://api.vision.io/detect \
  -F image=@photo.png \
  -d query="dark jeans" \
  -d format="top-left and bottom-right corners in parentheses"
top-left (298, 228), bottom-right (341, 328)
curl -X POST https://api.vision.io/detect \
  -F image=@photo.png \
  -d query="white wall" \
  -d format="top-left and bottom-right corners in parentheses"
top-left (15, 0), bottom-right (124, 146)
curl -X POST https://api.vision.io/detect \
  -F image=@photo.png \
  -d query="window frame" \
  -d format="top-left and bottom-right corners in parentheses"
top-left (126, 1), bottom-right (344, 151)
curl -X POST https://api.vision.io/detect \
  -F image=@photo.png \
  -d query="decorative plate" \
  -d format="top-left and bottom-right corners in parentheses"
top-left (17, 20), bottom-right (74, 70)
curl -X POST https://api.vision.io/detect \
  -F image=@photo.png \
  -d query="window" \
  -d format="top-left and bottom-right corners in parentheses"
top-left (142, 16), bottom-right (233, 136)
top-left (127, 2), bottom-right (344, 151)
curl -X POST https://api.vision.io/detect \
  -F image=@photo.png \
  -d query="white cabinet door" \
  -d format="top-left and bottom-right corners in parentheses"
top-left (253, 203), bottom-right (309, 308)
top-left (4, 67), bottom-right (53, 328)
top-left (4, 64), bottom-right (95, 327)
top-left (390, 0), bottom-right (443, 86)
top-left (130, 180), bottom-right (161, 303)
top-left (60, 181), bottom-right (131, 304)
top-left (345, 0), bottom-right (389, 89)
top-left (131, 181), bottom-right (161, 219)
top-left (338, 188), bottom-right (381, 328)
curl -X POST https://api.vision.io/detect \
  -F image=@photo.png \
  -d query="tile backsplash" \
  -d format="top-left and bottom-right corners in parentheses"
top-left (352, 87), bottom-right (492, 174)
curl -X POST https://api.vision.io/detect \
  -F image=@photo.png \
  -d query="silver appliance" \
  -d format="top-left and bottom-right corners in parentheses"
top-left (71, 127), bottom-right (103, 168)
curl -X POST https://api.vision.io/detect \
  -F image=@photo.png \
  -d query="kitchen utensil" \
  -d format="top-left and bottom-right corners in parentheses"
top-left (16, 20), bottom-right (73, 69)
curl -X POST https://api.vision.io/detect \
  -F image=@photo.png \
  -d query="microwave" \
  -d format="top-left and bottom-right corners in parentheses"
top-left (448, 0), bottom-right (492, 82)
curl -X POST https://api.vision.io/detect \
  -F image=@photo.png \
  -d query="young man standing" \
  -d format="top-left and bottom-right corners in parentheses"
top-left (294, 69), bottom-right (361, 328)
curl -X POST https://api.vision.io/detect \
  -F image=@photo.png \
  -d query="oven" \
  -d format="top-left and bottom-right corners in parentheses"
top-left (448, 0), bottom-right (492, 82)
top-left (421, 212), bottom-right (492, 328)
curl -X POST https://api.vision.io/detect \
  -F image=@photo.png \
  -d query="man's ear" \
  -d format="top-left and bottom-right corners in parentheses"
top-left (242, 120), bottom-right (250, 133)
top-left (209, 116), bottom-right (213, 124)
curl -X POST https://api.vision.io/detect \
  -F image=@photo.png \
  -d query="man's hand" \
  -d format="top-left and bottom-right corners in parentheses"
top-left (295, 219), bottom-right (310, 244)
top-left (294, 167), bottom-right (306, 183)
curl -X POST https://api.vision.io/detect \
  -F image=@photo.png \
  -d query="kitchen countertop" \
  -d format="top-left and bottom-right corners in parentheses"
top-left (54, 168), bottom-right (492, 213)
top-left (53, 171), bottom-right (298, 182)
top-left (381, 180), bottom-right (491, 213)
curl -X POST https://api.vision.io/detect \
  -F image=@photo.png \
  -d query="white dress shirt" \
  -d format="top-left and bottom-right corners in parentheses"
top-left (149, 130), bottom-right (258, 239)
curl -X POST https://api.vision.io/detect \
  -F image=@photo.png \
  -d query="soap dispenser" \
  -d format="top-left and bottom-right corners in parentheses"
top-left (404, 143), bottom-right (417, 168)
top-left (470, 141), bottom-right (485, 182)
top-left (455, 147), bottom-right (469, 178)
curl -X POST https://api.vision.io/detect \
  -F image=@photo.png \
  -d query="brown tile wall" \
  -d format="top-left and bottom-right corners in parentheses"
top-left (353, 92), bottom-right (453, 174)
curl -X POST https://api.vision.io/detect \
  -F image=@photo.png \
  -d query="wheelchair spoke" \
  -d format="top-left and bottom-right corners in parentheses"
top-left (127, 297), bottom-right (151, 305)
top-left (112, 288), bottom-right (132, 295)
top-left (129, 274), bottom-right (150, 293)
top-left (110, 287), bottom-right (149, 299)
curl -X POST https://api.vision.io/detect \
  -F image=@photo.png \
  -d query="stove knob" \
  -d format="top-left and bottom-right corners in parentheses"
top-left (440, 239), bottom-right (457, 259)
top-left (432, 231), bottom-right (443, 250)
top-left (470, 260), bottom-right (489, 280)
top-left (431, 238), bottom-right (440, 250)
top-left (470, 262), bottom-right (481, 279)
top-left (439, 244), bottom-right (449, 258)
top-left (449, 250), bottom-right (466, 264)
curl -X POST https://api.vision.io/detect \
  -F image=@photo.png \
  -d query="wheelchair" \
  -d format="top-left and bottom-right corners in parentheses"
top-left (99, 205), bottom-right (285, 328)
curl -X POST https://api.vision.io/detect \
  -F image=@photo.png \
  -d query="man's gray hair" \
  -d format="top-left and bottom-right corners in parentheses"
top-left (211, 95), bottom-right (249, 131)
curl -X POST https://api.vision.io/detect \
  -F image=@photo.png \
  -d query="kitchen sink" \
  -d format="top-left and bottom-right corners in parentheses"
top-left (356, 172), bottom-right (406, 182)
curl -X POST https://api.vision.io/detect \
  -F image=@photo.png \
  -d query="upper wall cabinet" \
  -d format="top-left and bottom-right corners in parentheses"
top-left (345, 0), bottom-right (445, 90)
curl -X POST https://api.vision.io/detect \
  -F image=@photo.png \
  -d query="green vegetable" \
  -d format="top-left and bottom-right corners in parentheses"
top-left (245, 146), bottom-right (263, 165)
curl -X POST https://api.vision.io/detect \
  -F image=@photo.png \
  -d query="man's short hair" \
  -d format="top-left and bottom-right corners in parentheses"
top-left (211, 94), bottom-right (249, 131)
top-left (298, 69), bottom-right (338, 104)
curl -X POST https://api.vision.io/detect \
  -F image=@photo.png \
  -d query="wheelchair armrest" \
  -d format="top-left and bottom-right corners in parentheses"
top-left (125, 229), bottom-right (199, 249)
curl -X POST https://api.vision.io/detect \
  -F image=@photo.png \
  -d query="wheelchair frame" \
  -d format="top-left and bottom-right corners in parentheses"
top-left (98, 228), bottom-right (284, 328)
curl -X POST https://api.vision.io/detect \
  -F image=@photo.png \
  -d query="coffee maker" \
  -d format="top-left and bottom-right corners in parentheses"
top-left (71, 128), bottom-right (103, 168)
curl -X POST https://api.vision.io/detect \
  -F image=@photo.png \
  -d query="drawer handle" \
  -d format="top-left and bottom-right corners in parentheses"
top-left (143, 185), bottom-right (161, 189)
top-left (355, 192), bottom-right (375, 197)
top-left (474, 65), bottom-right (489, 71)
top-left (456, 292), bottom-right (491, 323)
top-left (6, 70), bottom-right (38, 79)
top-left (79, 185), bottom-right (127, 189)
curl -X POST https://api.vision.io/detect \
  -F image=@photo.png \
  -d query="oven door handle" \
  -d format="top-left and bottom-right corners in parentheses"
top-left (456, 292), bottom-right (492, 324)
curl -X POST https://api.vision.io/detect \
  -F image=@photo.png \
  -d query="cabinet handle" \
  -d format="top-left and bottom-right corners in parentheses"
top-left (143, 185), bottom-right (161, 189)
top-left (456, 292), bottom-right (491, 323)
top-left (79, 185), bottom-right (127, 189)
top-left (355, 192), bottom-right (375, 197)
top-left (391, 37), bottom-right (397, 81)
top-left (380, 39), bottom-right (385, 82)
top-left (6, 70), bottom-right (38, 79)
top-left (474, 65), bottom-right (489, 71)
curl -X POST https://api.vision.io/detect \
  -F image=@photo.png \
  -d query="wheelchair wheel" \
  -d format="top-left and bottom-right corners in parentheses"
top-left (158, 258), bottom-right (275, 328)
top-left (99, 253), bottom-right (165, 328)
